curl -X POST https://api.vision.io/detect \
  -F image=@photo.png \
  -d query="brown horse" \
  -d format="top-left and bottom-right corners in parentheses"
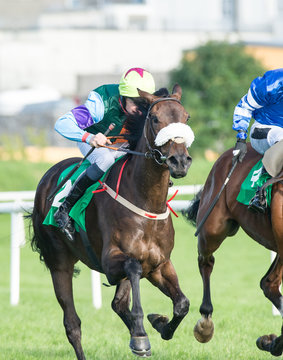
top-left (30, 85), bottom-right (194, 359)
top-left (183, 143), bottom-right (283, 356)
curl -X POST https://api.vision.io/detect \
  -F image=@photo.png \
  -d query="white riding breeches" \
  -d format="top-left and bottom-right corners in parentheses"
top-left (250, 121), bottom-right (283, 155)
top-left (77, 142), bottom-right (126, 172)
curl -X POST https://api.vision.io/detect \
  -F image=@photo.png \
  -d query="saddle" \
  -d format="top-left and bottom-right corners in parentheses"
top-left (237, 160), bottom-right (272, 207)
top-left (237, 140), bottom-right (283, 208)
top-left (44, 160), bottom-right (106, 231)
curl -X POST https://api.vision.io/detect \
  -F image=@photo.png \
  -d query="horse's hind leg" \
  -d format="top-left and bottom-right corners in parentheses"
top-left (193, 226), bottom-right (229, 343)
top-left (147, 259), bottom-right (190, 340)
top-left (111, 279), bottom-right (132, 331)
top-left (51, 266), bottom-right (86, 360)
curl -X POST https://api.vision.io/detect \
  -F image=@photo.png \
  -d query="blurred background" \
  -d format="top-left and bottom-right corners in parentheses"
top-left (0, 0), bottom-right (283, 159)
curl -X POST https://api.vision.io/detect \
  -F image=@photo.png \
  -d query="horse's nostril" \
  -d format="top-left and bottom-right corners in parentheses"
top-left (168, 156), bottom-right (178, 166)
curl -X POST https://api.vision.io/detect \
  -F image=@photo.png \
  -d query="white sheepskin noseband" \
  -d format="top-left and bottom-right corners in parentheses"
top-left (154, 123), bottom-right (195, 148)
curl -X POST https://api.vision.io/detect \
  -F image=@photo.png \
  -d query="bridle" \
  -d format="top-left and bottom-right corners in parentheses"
top-left (143, 97), bottom-right (182, 165)
top-left (103, 96), bottom-right (183, 166)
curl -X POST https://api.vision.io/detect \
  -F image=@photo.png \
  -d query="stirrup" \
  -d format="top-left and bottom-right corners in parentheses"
top-left (62, 221), bottom-right (76, 242)
top-left (54, 204), bottom-right (70, 228)
top-left (248, 191), bottom-right (267, 214)
top-left (54, 205), bottom-right (76, 241)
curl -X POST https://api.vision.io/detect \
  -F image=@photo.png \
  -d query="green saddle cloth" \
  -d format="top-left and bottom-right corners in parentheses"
top-left (43, 160), bottom-right (108, 232)
top-left (237, 159), bottom-right (272, 207)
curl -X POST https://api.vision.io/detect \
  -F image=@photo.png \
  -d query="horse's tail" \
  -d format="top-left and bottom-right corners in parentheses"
top-left (25, 210), bottom-right (53, 270)
top-left (182, 188), bottom-right (203, 227)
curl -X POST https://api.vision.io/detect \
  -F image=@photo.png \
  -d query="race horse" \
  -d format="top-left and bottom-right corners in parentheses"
top-left (29, 85), bottom-right (194, 359)
top-left (183, 143), bottom-right (283, 356)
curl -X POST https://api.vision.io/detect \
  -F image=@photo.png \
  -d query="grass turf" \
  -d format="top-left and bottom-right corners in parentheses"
top-left (0, 212), bottom-right (280, 359)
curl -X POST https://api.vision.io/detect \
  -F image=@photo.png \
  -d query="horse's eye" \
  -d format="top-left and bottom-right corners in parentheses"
top-left (152, 116), bottom-right (159, 124)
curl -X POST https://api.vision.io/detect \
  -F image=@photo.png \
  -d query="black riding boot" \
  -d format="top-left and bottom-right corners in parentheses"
top-left (248, 167), bottom-right (268, 214)
top-left (54, 164), bottom-right (104, 241)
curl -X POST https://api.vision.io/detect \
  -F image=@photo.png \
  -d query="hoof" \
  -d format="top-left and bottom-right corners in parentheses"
top-left (256, 334), bottom-right (283, 356)
top-left (256, 334), bottom-right (277, 351)
top-left (147, 314), bottom-right (172, 340)
top-left (147, 314), bottom-right (169, 331)
top-left (193, 315), bottom-right (214, 343)
top-left (129, 336), bottom-right (151, 357)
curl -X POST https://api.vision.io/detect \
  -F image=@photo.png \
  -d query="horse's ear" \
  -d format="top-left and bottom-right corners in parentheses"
top-left (137, 88), bottom-right (158, 104)
top-left (172, 84), bottom-right (182, 101)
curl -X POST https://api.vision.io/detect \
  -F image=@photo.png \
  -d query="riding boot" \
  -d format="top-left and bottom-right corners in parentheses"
top-left (248, 166), bottom-right (269, 214)
top-left (54, 164), bottom-right (104, 241)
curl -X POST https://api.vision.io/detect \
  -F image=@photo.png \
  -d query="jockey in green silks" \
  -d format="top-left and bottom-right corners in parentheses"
top-left (54, 67), bottom-right (156, 241)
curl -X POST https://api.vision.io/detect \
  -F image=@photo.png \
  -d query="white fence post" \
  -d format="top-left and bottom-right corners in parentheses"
top-left (91, 270), bottom-right (102, 309)
top-left (0, 192), bottom-right (104, 308)
top-left (10, 211), bottom-right (25, 306)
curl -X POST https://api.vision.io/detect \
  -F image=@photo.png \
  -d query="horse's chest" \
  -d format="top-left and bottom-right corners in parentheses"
top-left (125, 232), bottom-right (173, 269)
top-left (110, 219), bottom-right (173, 269)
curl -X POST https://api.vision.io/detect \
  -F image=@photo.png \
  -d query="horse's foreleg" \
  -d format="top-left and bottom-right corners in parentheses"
top-left (147, 260), bottom-right (189, 341)
top-left (257, 255), bottom-right (283, 356)
top-left (123, 257), bottom-right (151, 357)
top-left (106, 255), bottom-right (151, 357)
top-left (51, 268), bottom-right (86, 360)
top-left (260, 254), bottom-right (283, 314)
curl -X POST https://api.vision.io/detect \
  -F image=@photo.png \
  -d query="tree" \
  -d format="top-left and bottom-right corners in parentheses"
top-left (170, 41), bottom-right (265, 156)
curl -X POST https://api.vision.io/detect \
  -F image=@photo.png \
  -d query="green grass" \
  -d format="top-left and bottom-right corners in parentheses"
top-left (0, 157), bottom-right (212, 192)
top-left (0, 159), bottom-right (280, 359)
top-left (0, 160), bottom-right (52, 191)
top-left (0, 213), bottom-right (280, 359)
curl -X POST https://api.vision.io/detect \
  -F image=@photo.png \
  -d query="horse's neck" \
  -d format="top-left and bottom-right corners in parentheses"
top-left (123, 141), bottom-right (170, 213)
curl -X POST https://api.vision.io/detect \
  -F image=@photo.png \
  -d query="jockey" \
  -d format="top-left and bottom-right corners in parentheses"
top-left (232, 68), bottom-right (283, 213)
top-left (54, 67), bottom-right (156, 240)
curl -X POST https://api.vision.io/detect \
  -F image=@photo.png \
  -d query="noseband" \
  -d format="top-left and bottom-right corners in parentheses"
top-left (144, 97), bottom-right (182, 165)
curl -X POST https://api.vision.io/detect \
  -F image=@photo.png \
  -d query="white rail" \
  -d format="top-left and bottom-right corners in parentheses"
top-left (0, 186), bottom-right (197, 308)
top-left (1, 187), bottom-right (278, 316)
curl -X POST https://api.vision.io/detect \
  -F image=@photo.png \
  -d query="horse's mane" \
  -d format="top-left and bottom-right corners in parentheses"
top-left (123, 88), bottom-right (170, 149)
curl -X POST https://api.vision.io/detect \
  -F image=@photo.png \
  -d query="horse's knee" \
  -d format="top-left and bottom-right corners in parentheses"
top-left (124, 258), bottom-right (142, 277)
top-left (174, 296), bottom-right (190, 317)
top-left (260, 276), bottom-right (280, 299)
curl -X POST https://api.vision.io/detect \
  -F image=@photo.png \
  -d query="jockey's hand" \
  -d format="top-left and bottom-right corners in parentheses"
top-left (89, 133), bottom-right (111, 148)
top-left (232, 139), bottom-right (247, 165)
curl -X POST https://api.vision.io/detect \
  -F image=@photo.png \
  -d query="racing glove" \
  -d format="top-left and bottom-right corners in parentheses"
top-left (232, 139), bottom-right (247, 165)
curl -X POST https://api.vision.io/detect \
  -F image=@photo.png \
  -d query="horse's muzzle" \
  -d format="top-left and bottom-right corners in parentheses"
top-left (166, 154), bottom-right (192, 178)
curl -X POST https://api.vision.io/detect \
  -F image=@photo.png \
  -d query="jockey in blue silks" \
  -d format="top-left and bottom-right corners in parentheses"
top-left (232, 68), bottom-right (283, 213)
top-left (54, 67), bottom-right (156, 240)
